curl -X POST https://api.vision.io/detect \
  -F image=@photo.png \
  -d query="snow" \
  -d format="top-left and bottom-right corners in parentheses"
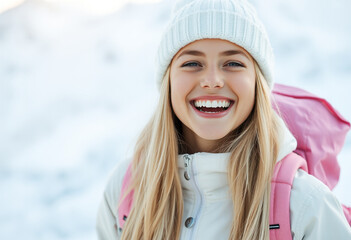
top-left (0, 0), bottom-right (350, 239)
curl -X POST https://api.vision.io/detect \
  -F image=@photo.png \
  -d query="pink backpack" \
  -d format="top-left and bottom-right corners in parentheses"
top-left (117, 83), bottom-right (351, 238)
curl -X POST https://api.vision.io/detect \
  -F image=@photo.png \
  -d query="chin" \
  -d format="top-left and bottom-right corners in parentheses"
top-left (196, 128), bottom-right (231, 141)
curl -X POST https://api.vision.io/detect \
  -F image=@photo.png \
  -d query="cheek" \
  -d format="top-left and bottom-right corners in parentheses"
top-left (231, 76), bottom-right (256, 112)
top-left (170, 75), bottom-right (185, 119)
top-left (244, 79), bottom-right (256, 103)
top-left (170, 73), bottom-right (193, 106)
top-left (170, 75), bottom-right (181, 109)
top-left (243, 84), bottom-right (256, 113)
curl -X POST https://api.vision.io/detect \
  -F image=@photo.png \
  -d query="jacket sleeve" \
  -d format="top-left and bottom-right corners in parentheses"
top-left (290, 169), bottom-right (351, 240)
top-left (96, 158), bottom-right (131, 240)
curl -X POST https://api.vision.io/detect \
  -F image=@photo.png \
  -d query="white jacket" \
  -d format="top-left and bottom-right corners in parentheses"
top-left (96, 118), bottom-right (351, 239)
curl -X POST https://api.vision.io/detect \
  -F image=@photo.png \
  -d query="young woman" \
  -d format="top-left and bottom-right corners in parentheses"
top-left (96, 0), bottom-right (351, 239)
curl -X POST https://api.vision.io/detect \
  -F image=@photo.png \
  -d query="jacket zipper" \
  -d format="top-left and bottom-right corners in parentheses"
top-left (183, 154), bottom-right (203, 240)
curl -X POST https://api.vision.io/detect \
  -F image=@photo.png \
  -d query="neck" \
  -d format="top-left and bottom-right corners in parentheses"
top-left (183, 125), bottom-right (219, 154)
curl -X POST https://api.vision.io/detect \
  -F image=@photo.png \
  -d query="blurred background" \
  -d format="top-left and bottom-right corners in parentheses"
top-left (0, 0), bottom-right (350, 239)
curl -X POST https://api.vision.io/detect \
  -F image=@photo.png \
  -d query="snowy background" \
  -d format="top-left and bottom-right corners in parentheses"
top-left (0, 0), bottom-right (350, 239)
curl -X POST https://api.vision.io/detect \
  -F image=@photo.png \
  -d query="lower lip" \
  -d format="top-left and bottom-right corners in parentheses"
top-left (191, 101), bottom-right (234, 118)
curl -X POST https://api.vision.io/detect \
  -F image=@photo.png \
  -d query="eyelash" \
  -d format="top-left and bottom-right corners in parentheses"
top-left (182, 62), bottom-right (202, 67)
top-left (181, 61), bottom-right (244, 68)
top-left (225, 62), bottom-right (244, 67)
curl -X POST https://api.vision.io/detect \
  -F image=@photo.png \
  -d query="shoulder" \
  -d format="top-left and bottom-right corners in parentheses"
top-left (96, 157), bottom-right (132, 239)
top-left (290, 169), bottom-right (351, 239)
top-left (103, 157), bottom-right (132, 218)
top-left (291, 169), bottom-right (331, 199)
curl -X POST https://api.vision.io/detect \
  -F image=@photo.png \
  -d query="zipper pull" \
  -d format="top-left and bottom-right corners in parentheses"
top-left (184, 154), bottom-right (191, 181)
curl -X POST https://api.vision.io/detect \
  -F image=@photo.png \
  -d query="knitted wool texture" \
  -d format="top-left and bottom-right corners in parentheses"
top-left (155, 0), bottom-right (274, 89)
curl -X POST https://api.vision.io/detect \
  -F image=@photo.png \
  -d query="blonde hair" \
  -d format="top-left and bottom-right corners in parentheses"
top-left (120, 63), bottom-right (280, 240)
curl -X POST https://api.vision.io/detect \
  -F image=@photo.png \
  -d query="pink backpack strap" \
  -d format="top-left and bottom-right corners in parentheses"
top-left (269, 152), bottom-right (308, 240)
top-left (343, 205), bottom-right (351, 225)
top-left (117, 163), bottom-right (134, 230)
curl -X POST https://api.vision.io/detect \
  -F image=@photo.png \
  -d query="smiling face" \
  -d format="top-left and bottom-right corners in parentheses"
top-left (170, 39), bottom-right (256, 153)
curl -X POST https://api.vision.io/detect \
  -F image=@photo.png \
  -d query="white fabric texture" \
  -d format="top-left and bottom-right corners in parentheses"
top-left (155, 0), bottom-right (275, 90)
top-left (96, 117), bottom-right (351, 239)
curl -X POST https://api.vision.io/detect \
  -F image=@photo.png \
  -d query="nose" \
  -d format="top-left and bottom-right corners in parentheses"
top-left (200, 67), bottom-right (224, 89)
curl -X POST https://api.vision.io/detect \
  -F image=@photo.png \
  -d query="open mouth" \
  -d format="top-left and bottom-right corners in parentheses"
top-left (190, 100), bottom-right (234, 114)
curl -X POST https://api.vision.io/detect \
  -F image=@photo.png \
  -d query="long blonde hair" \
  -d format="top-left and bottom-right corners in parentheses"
top-left (120, 62), bottom-right (280, 240)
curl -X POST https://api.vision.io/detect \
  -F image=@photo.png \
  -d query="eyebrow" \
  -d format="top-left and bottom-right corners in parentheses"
top-left (176, 49), bottom-right (251, 61)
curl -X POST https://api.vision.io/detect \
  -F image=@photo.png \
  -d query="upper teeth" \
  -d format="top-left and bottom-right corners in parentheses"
top-left (194, 100), bottom-right (230, 108)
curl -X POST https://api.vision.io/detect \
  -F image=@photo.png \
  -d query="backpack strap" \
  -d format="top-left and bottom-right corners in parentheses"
top-left (269, 152), bottom-right (308, 240)
top-left (342, 205), bottom-right (351, 225)
top-left (117, 163), bottom-right (134, 230)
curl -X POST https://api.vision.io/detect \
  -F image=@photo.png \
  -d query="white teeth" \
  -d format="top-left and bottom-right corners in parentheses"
top-left (194, 99), bottom-right (231, 108)
top-left (206, 100), bottom-right (211, 108)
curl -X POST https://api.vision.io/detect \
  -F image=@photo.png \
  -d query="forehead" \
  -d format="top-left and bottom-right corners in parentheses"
top-left (173, 38), bottom-right (252, 60)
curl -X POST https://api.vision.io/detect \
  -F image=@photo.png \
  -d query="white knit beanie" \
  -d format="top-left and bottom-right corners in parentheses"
top-left (155, 0), bottom-right (274, 89)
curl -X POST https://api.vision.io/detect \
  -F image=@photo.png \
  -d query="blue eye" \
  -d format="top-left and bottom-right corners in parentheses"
top-left (225, 61), bottom-right (244, 67)
top-left (182, 62), bottom-right (201, 67)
